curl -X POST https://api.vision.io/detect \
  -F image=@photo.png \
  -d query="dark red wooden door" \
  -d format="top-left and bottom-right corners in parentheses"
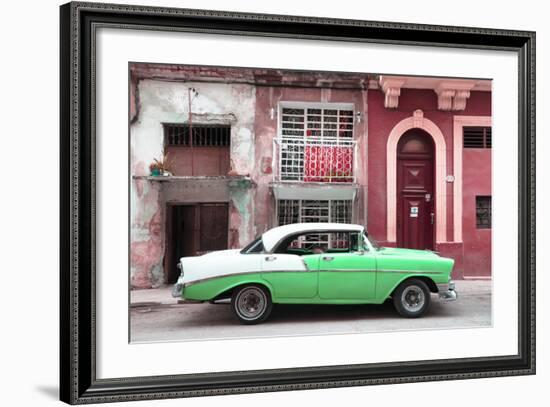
top-left (165, 203), bottom-right (228, 283)
top-left (396, 129), bottom-right (435, 250)
top-left (198, 204), bottom-right (229, 254)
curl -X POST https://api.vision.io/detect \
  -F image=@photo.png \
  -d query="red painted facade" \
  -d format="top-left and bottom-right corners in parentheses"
top-left (462, 149), bottom-right (492, 277)
top-left (367, 88), bottom-right (492, 278)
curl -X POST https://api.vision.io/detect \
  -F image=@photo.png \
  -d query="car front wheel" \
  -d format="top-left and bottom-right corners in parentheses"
top-left (393, 279), bottom-right (431, 318)
top-left (231, 285), bottom-right (273, 324)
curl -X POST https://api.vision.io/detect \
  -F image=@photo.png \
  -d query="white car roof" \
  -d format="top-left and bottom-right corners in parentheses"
top-left (261, 223), bottom-right (365, 253)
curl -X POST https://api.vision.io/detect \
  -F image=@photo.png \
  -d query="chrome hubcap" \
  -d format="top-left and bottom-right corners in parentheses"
top-left (237, 288), bottom-right (266, 320)
top-left (401, 285), bottom-right (425, 312)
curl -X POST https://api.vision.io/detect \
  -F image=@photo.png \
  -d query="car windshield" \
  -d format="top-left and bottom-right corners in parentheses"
top-left (365, 233), bottom-right (382, 251)
top-left (240, 236), bottom-right (264, 254)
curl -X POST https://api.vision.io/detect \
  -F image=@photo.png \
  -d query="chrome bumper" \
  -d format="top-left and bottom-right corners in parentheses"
top-left (171, 282), bottom-right (185, 298)
top-left (437, 281), bottom-right (457, 302)
top-left (172, 277), bottom-right (185, 298)
top-left (171, 265), bottom-right (185, 298)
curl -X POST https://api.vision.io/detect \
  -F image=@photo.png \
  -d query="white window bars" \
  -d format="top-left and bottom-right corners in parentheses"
top-left (275, 105), bottom-right (357, 183)
top-left (277, 199), bottom-right (352, 225)
top-left (277, 199), bottom-right (353, 249)
top-left (274, 136), bottom-right (357, 182)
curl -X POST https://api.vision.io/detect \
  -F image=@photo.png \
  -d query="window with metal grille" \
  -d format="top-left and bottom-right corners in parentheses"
top-left (164, 124), bottom-right (231, 147)
top-left (278, 104), bottom-right (356, 182)
top-left (476, 196), bottom-right (491, 229)
top-left (276, 199), bottom-right (353, 250)
top-left (463, 126), bottom-right (492, 149)
top-left (277, 199), bottom-right (352, 225)
top-left (280, 106), bottom-right (354, 139)
top-left (163, 123), bottom-right (231, 176)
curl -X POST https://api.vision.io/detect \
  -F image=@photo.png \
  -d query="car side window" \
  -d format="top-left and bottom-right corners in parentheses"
top-left (281, 232), bottom-right (357, 256)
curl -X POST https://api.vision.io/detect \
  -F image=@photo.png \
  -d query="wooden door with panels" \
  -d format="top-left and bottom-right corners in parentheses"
top-left (165, 203), bottom-right (228, 283)
top-left (396, 129), bottom-right (435, 250)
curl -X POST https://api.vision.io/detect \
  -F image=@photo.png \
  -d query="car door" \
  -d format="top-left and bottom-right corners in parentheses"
top-left (260, 253), bottom-right (319, 299)
top-left (318, 248), bottom-right (377, 300)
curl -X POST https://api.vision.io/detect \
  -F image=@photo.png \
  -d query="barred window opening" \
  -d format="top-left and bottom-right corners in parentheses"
top-left (164, 124), bottom-right (231, 147)
top-left (281, 107), bottom-right (354, 140)
top-left (278, 104), bottom-right (356, 182)
top-left (277, 199), bottom-right (353, 249)
top-left (476, 196), bottom-right (492, 229)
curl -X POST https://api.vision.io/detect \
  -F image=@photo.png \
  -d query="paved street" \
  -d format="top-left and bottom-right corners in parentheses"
top-left (130, 280), bottom-right (491, 343)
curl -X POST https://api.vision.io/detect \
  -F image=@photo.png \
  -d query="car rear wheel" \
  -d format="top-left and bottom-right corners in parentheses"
top-left (231, 285), bottom-right (273, 324)
top-left (393, 279), bottom-right (431, 318)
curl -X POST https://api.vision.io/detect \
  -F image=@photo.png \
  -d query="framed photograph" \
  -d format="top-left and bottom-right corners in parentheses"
top-left (60, 1), bottom-right (535, 404)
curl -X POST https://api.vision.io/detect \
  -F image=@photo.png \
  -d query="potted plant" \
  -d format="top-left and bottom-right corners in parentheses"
top-left (149, 161), bottom-right (162, 176)
top-left (149, 153), bottom-right (174, 176)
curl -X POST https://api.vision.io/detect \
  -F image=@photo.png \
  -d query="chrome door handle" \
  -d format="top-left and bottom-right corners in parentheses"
top-left (322, 256), bottom-right (334, 261)
top-left (430, 212), bottom-right (434, 225)
top-left (264, 256), bottom-right (277, 261)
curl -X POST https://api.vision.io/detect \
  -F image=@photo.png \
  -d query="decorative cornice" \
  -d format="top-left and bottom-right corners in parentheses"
top-left (378, 75), bottom-right (485, 111)
top-left (379, 77), bottom-right (406, 109)
top-left (435, 88), bottom-right (456, 111)
top-left (452, 90), bottom-right (472, 110)
top-left (435, 81), bottom-right (475, 111)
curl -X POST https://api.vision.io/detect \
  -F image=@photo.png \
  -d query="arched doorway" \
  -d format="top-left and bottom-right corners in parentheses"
top-left (396, 129), bottom-right (435, 250)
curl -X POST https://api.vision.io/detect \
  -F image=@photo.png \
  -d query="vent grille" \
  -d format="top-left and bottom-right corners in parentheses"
top-left (463, 126), bottom-right (491, 149)
top-left (164, 124), bottom-right (231, 147)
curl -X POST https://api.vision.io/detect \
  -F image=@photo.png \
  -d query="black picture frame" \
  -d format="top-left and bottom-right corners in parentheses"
top-left (60, 1), bottom-right (536, 404)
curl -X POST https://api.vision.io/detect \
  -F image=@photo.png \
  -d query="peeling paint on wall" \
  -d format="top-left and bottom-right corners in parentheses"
top-left (130, 208), bottom-right (163, 289)
top-left (228, 178), bottom-right (256, 247)
top-left (130, 78), bottom-right (256, 287)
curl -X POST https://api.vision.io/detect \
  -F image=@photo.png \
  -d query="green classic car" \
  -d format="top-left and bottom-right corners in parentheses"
top-left (172, 223), bottom-right (457, 324)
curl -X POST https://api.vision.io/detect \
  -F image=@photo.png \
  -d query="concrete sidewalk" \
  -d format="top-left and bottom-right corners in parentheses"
top-left (130, 279), bottom-right (492, 308)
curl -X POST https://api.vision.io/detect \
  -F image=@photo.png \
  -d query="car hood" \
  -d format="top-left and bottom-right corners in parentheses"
top-left (377, 247), bottom-right (440, 258)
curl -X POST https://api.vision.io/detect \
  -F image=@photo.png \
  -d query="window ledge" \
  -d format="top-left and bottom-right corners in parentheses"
top-left (133, 174), bottom-right (247, 181)
top-left (132, 174), bottom-right (256, 188)
top-left (270, 181), bottom-right (359, 200)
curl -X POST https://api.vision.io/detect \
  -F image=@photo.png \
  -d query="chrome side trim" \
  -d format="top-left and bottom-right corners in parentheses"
top-left (184, 268), bottom-right (443, 288)
top-left (318, 269), bottom-right (376, 273)
top-left (184, 270), bottom-right (307, 287)
top-left (377, 269), bottom-right (442, 275)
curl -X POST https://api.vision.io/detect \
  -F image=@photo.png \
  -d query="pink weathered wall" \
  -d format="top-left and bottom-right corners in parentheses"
top-left (367, 88), bottom-right (491, 278)
top-left (253, 85), bottom-right (369, 234)
top-left (130, 75), bottom-right (256, 288)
